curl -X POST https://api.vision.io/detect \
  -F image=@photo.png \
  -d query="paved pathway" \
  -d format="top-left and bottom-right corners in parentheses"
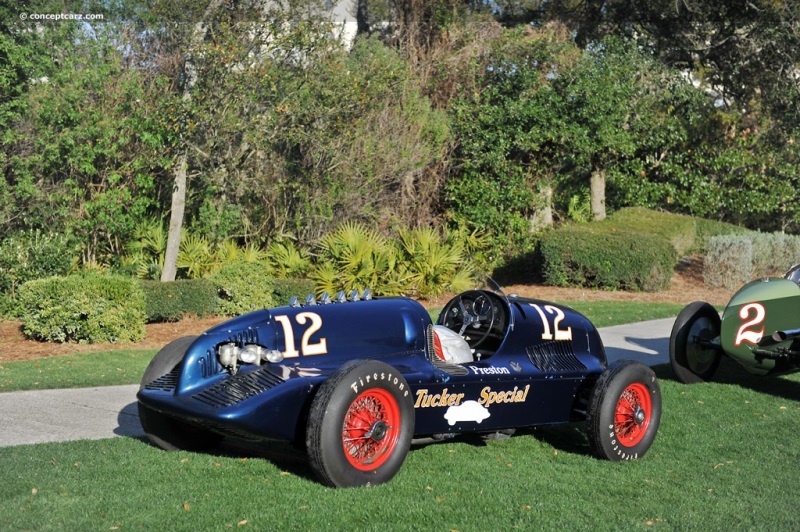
top-left (0, 318), bottom-right (674, 448)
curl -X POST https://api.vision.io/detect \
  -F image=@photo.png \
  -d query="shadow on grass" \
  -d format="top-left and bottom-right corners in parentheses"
top-left (653, 358), bottom-right (800, 402)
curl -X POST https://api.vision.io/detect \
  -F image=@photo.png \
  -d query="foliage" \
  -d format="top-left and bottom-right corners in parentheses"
top-left (265, 239), bottom-right (311, 279)
top-left (0, 230), bottom-right (76, 296)
top-left (396, 227), bottom-right (475, 297)
top-left (2, 21), bottom-right (171, 263)
top-left (446, 24), bottom-right (580, 258)
top-left (18, 272), bottom-right (146, 343)
top-left (311, 222), bottom-right (404, 296)
top-left (539, 226), bottom-right (676, 291)
top-left (704, 232), bottom-right (800, 290)
top-left (138, 279), bottom-right (218, 323)
top-left (209, 261), bottom-right (275, 316)
top-left (271, 278), bottom-right (317, 306)
top-left (310, 222), bottom-right (480, 298)
top-left (603, 208), bottom-right (698, 256)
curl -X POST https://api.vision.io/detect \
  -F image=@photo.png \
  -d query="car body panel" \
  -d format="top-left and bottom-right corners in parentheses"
top-left (720, 277), bottom-right (800, 375)
top-left (138, 290), bottom-right (608, 443)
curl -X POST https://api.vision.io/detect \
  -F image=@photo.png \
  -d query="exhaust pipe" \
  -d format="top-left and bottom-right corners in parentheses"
top-left (772, 328), bottom-right (800, 342)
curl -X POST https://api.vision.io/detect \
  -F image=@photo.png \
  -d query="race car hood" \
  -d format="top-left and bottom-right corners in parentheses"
top-left (173, 295), bottom-right (433, 394)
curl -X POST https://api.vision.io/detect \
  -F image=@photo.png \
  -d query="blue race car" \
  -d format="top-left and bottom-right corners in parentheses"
top-left (137, 288), bottom-right (661, 487)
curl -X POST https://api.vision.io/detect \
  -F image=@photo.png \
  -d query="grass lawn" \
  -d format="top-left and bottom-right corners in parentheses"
top-left (2, 364), bottom-right (799, 530)
top-left (3, 301), bottom-right (798, 529)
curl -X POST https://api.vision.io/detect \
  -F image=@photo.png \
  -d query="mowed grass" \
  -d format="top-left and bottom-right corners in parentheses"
top-left (2, 364), bottom-right (799, 530)
top-left (3, 300), bottom-right (799, 529)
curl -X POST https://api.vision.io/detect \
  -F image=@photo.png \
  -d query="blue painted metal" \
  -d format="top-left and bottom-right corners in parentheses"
top-left (138, 290), bottom-right (608, 443)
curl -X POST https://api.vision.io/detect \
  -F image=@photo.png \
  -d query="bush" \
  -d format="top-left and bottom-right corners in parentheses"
top-left (0, 291), bottom-right (23, 319)
top-left (18, 272), bottom-right (146, 343)
top-left (139, 279), bottom-right (218, 322)
top-left (271, 278), bottom-right (317, 306)
top-left (703, 236), bottom-right (753, 290)
top-left (209, 261), bottom-right (275, 316)
top-left (704, 232), bottom-right (800, 289)
top-left (604, 208), bottom-right (697, 256)
top-left (694, 218), bottom-right (750, 251)
top-left (0, 230), bottom-right (76, 296)
top-left (539, 227), bottom-right (676, 291)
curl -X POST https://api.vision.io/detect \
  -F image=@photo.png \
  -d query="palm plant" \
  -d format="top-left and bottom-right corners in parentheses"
top-left (266, 239), bottom-right (311, 278)
top-left (312, 222), bottom-right (406, 296)
top-left (177, 232), bottom-right (216, 279)
top-left (396, 227), bottom-right (474, 298)
top-left (124, 219), bottom-right (167, 279)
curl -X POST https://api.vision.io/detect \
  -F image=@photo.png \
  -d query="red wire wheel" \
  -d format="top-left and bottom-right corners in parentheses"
top-left (586, 360), bottom-right (662, 461)
top-left (342, 388), bottom-right (401, 471)
top-left (613, 382), bottom-right (652, 447)
top-left (307, 360), bottom-right (415, 487)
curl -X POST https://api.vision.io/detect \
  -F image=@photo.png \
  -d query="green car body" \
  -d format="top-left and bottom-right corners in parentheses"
top-left (670, 270), bottom-right (800, 383)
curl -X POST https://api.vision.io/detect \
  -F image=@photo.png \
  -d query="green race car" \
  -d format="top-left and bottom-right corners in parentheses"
top-left (670, 265), bottom-right (800, 382)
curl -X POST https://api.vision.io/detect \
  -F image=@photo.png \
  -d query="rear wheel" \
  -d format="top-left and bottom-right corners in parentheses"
top-left (670, 302), bottom-right (722, 383)
top-left (138, 336), bottom-right (223, 452)
top-left (306, 360), bottom-right (414, 487)
top-left (586, 361), bottom-right (661, 461)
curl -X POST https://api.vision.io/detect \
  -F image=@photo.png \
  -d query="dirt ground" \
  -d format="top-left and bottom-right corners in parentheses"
top-left (0, 257), bottom-right (733, 363)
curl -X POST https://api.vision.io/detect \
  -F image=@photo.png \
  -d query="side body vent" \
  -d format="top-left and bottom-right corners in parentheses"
top-left (193, 366), bottom-right (286, 408)
top-left (527, 341), bottom-right (586, 373)
top-left (144, 365), bottom-right (181, 391)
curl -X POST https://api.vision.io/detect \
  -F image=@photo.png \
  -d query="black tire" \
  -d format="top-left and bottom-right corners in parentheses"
top-left (306, 360), bottom-right (414, 487)
top-left (138, 336), bottom-right (223, 452)
top-left (586, 360), bottom-right (661, 461)
top-left (139, 336), bottom-right (197, 390)
top-left (669, 301), bottom-right (722, 383)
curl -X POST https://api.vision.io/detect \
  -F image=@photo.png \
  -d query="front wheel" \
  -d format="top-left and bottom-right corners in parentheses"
top-left (586, 360), bottom-right (661, 461)
top-left (669, 301), bottom-right (722, 383)
top-left (306, 360), bottom-right (414, 487)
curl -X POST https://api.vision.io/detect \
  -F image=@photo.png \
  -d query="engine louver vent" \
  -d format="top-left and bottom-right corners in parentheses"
top-left (193, 366), bottom-right (285, 408)
top-left (527, 342), bottom-right (586, 373)
top-left (144, 365), bottom-right (181, 391)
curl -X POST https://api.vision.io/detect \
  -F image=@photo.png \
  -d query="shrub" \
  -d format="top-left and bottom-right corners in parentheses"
top-left (539, 227), bottom-right (676, 291)
top-left (0, 230), bottom-right (76, 296)
top-left (209, 261), bottom-right (275, 316)
top-left (704, 232), bottom-right (800, 290)
top-left (271, 278), bottom-right (317, 306)
top-left (139, 279), bottom-right (218, 322)
top-left (0, 291), bottom-right (23, 319)
top-left (703, 236), bottom-right (753, 290)
top-left (18, 272), bottom-right (146, 343)
top-left (694, 218), bottom-right (750, 251)
top-left (604, 208), bottom-right (697, 256)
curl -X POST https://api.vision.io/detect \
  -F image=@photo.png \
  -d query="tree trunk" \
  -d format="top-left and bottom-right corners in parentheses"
top-left (590, 168), bottom-right (606, 221)
top-left (530, 184), bottom-right (553, 231)
top-left (161, 154), bottom-right (187, 281)
top-left (160, 0), bottom-right (226, 281)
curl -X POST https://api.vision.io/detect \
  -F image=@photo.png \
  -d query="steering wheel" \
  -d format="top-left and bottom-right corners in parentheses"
top-left (439, 291), bottom-right (497, 349)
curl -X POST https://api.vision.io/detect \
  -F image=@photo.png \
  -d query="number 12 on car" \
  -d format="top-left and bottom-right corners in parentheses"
top-left (274, 312), bottom-right (328, 357)
top-left (529, 304), bottom-right (573, 341)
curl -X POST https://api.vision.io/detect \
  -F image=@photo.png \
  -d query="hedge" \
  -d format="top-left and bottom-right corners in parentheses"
top-left (272, 278), bottom-right (317, 306)
top-left (209, 261), bottom-right (276, 316)
top-left (704, 232), bottom-right (800, 290)
top-left (539, 227), bottom-right (677, 291)
top-left (18, 272), bottom-right (146, 343)
top-left (139, 279), bottom-right (218, 323)
top-left (600, 207), bottom-right (698, 256)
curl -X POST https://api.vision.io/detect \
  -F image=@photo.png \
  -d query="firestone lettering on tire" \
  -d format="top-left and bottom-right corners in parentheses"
top-left (349, 371), bottom-right (409, 397)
